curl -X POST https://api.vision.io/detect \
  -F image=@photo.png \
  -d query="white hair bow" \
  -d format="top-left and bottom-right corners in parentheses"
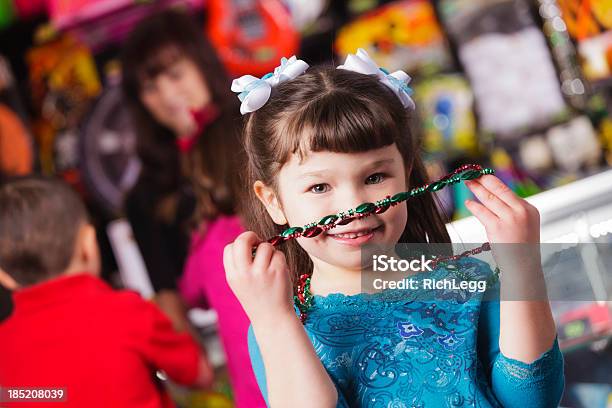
top-left (337, 48), bottom-right (415, 110)
top-left (231, 56), bottom-right (309, 115)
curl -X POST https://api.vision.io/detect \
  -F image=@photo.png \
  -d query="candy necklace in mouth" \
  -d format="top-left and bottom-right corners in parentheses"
top-left (251, 164), bottom-right (495, 256)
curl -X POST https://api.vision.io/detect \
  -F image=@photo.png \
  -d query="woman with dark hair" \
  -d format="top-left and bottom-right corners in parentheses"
top-left (121, 9), bottom-right (265, 407)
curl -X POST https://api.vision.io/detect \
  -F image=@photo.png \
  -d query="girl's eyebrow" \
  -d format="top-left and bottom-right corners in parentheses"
top-left (364, 158), bottom-right (395, 169)
top-left (299, 158), bottom-right (395, 179)
top-left (299, 170), bottom-right (330, 179)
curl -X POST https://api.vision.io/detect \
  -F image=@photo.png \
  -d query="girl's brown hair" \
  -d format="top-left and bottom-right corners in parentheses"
top-left (241, 66), bottom-right (451, 285)
top-left (121, 9), bottom-right (242, 226)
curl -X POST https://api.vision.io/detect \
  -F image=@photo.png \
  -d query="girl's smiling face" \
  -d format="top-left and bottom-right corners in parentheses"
top-left (256, 144), bottom-right (408, 272)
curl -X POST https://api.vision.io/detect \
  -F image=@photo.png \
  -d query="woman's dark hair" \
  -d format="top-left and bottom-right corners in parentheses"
top-left (121, 8), bottom-right (242, 225)
top-left (241, 66), bottom-right (451, 286)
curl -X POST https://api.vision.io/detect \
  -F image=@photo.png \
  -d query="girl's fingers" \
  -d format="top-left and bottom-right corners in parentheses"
top-left (252, 242), bottom-right (275, 272)
top-left (465, 199), bottom-right (499, 227)
top-left (477, 175), bottom-right (524, 210)
top-left (465, 178), bottom-right (512, 218)
top-left (223, 243), bottom-right (236, 274)
top-left (233, 231), bottom-right (262, 272)
top-left (269, 250), bottom-right (287, 272)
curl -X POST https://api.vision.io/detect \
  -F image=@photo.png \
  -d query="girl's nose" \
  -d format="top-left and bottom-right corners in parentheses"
top-left (335, 185), bottom-right (370, 214)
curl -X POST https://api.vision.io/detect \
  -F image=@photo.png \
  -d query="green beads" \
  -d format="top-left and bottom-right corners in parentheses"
top-left (408, 187), bottom-right (423, 197)
top-left (355, 202), bottom-right (376, 215)
top-left (459, 169), bottom-right (482, 180)
top-left (268, 167), bottom-right (493, 254)
top-left (318, 214), bottom-right (338, 226)
top-left (427, 181), bottom-right (446, 192)
top-left (390, 192), bottom-right (409, 203)
top-left (447, 176), bottom-right (461, 185)
top-left (281, 226), bottom-right (303, 237)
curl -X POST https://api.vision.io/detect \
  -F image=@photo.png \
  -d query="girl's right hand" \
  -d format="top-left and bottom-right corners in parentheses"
top-left (223, 231), bottom-right (294, 324)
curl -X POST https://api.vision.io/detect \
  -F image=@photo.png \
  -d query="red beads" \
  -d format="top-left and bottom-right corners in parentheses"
top-left (303, 226), bottom-right (323, 238)
top-left (267, 236), bottom-right (286, 246)
top-left (336, 216), bottom-right (356, 226)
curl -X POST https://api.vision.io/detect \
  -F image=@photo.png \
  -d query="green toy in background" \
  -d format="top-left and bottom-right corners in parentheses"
top-left (0, 0), bottom-right (16, 29)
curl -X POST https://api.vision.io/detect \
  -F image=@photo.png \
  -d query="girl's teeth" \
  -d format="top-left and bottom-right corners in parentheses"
top-left (334, 229), bottom-right (372, 239)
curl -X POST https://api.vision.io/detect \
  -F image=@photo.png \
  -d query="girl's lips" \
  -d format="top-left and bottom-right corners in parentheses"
top-left (327, 225), bottom-right (383, 246)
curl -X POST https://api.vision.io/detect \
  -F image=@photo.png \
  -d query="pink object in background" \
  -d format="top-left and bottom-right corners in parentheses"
top-left (13, 0), bottom-right (47, 17)
top-left (179, 215), bottom-right (266, 408)
top-left (45, 0), bottom-right (203, 52)
top-left (49, 0), bottom-right (132, 28)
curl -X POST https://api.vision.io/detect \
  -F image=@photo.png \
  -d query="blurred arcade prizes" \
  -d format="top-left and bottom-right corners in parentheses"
top-left (439, 0), bottom-right (568, 140)
top-left (26, 28), bottom-right (101, 180)
top-left (335, 0), bottom-right (453, 74)
top-left (206, 0), bottom-right (300, 77)
top-left (414, 74), bottom-right (478, 156)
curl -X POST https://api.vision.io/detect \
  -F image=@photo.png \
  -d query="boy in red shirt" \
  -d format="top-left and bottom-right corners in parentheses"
top-left (0, 177), bottom-right (213, 407)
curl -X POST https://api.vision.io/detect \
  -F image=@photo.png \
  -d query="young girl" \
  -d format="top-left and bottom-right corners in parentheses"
top-left (224, 51), bottom-right (564, 407)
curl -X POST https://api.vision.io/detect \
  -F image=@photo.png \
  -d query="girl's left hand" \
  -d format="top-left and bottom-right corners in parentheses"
top-left (464, 175), bottom-right (545, 287)
top-left (464, 175), bottom-right (540, 244)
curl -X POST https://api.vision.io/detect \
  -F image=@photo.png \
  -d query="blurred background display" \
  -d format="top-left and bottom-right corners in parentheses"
top-left (1, 0), bottom-right (612, 407)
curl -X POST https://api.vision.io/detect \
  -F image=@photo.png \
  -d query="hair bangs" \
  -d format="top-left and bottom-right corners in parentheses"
top-left (135, 45), bottom-right (184, 84)
top-left (280, 89), bottom-right (400, 163)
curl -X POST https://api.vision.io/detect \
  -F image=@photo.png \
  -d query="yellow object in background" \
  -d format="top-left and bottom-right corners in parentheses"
top-left (591, 0), bottom-right (612, 29)
top-left (186, 391), bottom-right (233, 408)
top-left (26, 30), bottom-right (101, 174)
top-left (600, 116), bottom-right (612, 165)
top-left (414, 75), bottom-right (478, 156)
top-left (560, 0), bottom-right (612, 41)
top-left (335, 0), bottom-right (452, 74)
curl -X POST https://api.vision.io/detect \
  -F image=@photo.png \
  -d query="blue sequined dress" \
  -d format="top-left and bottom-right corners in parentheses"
top-left (248, 257), bottom-right (565, 407)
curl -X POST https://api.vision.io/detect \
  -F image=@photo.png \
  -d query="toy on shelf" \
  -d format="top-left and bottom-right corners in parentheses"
top-left (559, 0), bottom-right (612, 42)
top-left (557, 0), bottom-right (612, 82)
top-left (207, 0), bottom-right (300, 77)
top-left (538, 0), bottom-right (589, 109)
top-left (79, 63), bottom-right (141, 218)
top-left (440, 0), bottom-right (568, 140)
top-left (26, 30), bottom-right (101, 180)
top-left (282, 0), bottom-right (327, 31)
top-left (545, 116), bottom-right (602, 173)
top-left (335, 0), bottom-right (453, 75)
top-left (415, 74), bottom-right (478, 157)
top-left (490, 147), bottom-right (540, 198)
top-left (50, 0), bottom-right (202, 53)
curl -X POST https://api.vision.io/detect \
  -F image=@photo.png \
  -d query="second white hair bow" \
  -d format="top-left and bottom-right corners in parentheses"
top-left (231, 56), bottom-right (309, 115)
top-left (337, 48), bottom-right (415, 110)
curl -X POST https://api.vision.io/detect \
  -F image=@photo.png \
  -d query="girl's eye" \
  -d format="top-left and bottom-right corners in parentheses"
top-left (366, 173), bottom-right (387, 185)
top-left (309, 184), bottom-right (330, 194)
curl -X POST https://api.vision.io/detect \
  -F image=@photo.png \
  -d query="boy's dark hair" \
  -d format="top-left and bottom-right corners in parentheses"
top-left (0, 176), bottom-right (88, 286)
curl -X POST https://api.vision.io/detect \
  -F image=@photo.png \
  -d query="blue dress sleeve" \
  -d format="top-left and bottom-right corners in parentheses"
top-left (247, 323), bottom-right (350, 408)
top-left (477, 290), bottom-right (565, 407)
top-left (247, 324), bottom-right (270, 406)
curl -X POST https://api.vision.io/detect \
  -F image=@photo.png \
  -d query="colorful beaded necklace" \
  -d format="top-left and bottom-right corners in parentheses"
top-left (252, 164), bottom-right (496, 323)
